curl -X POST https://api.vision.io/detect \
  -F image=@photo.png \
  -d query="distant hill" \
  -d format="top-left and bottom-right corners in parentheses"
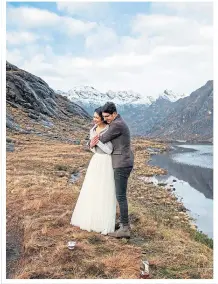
top-left (147, 80), bottom-right (213, 142)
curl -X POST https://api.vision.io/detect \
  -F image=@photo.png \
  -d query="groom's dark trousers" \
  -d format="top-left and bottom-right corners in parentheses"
top-left (114, 166), bottom-right (133, 225)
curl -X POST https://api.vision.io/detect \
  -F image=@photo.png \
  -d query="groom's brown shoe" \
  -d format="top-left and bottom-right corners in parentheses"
top-left (108, 224), bottom-right (130, 239)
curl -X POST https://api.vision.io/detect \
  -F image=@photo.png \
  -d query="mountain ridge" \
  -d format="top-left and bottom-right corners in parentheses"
top-left (57, 81), bottom-right (212, 141)
top-left (6, 61), bottom-right (212, 142)
top-left (147, 80), bottom-right (213, 141)
top-left (57, 86), bottom-right (187, 106)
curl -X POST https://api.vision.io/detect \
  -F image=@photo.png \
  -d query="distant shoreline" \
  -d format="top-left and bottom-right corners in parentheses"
top-left (148, 145), bottom-right (213, 199)
top-left (132, 137), bottom-right (213, 145)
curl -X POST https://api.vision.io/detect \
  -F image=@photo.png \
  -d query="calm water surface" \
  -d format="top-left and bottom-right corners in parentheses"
top-left (148, 144), bottom-right (213, 238)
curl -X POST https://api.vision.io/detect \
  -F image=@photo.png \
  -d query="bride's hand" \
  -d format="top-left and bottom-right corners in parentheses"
top-left (90, 136), bottom-right (99, 148)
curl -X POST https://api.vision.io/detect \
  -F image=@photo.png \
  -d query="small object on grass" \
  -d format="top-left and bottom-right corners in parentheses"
top-left (140, 260), bottom-right (150, 279)
top-left (73, 140), bottom-right (81, 145)
top-left (69, 172), bottom-right (80, 183)
top-left (67, 241), bottom-right (76, 250)
top-left (158, 182), bottom-right (167, 186)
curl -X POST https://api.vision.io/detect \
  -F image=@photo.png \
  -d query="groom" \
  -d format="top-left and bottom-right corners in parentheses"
top-left (90, 102), bottom-right (134, 238)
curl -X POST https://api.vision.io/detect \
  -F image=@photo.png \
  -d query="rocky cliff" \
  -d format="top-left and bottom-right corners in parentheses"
top-left (6, 61), bottom-right (91, 141)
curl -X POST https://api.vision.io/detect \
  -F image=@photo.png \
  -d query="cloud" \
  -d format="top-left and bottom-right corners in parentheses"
top-left (7, 37), bottom-right (212, 97)
top-left (150, 2), bottom-right (213, 24)
top-left (60, 17), bottom-right (97, 37)
top-left (7, 6), bottom-right (59, 28)
top-left (132, 14), bottom-right (188, 35)
top-left (7, 6), bottom-right (97, 36)
top-left (6, 2), bottom-right (213, 98)
top-left (6, 48), bottom-right (23, 65)
top-left (85, 25), bottom-right (119, 56)
top-left (131, 13), bottom-right (212, 48)
top-left (7, 31), bottom-right (39, 45)
top-left (56, 2), bottom-right (110, 19)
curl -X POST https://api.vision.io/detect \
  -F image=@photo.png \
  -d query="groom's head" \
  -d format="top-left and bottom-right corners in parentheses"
top-left (102, 102), bottom-right (118, 124)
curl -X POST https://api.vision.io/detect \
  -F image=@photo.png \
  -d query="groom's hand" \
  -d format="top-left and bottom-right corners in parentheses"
top-left (90, 135), bottom-right (99, 148)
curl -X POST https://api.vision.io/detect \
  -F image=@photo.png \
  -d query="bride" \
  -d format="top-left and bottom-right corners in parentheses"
top-left (70, 107), bottom-right (116, 235)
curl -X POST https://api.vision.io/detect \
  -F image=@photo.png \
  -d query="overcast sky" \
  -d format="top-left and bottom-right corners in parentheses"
top-left (6, 2), bottom-right (213, 98)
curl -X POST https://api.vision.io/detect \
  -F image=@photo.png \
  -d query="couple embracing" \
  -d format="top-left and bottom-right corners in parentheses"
top-left (71, 102), bottom-right (134, 238)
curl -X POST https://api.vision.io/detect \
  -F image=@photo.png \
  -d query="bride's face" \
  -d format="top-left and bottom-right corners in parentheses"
top-left (93, 112), bottom-right (103, 125)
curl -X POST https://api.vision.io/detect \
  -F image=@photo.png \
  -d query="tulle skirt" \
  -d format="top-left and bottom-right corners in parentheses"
top-left (70, 153), bottom-right (116, 234)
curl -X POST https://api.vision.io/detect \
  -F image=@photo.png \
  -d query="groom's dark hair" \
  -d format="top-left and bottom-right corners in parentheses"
top-left (102, 102), bottom-right (117, 114)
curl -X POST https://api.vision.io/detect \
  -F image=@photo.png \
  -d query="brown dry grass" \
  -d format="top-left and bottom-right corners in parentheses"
top-left (6, 131), bottom-right (213, 279)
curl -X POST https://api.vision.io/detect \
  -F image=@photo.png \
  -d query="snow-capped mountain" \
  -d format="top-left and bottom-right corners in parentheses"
top-left (158, 90), bottom-right (188, 102)
top-left (67, 86), bottom-right (105, 104)
top-left (58, 86), bottom-right (155, 106)
top-left (105, 90), bottom-right (155, 105)
top-left (57, 86), bottom-right (186, 106)
top-left (56, 85), bottom-right (195, 136)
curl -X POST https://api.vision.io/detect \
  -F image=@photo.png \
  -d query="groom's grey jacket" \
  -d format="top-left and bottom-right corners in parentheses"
top-left (99, 114), bottom-right (134, 169)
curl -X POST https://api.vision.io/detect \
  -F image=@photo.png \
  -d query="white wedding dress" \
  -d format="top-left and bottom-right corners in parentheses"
top-left (70, 125), bottom-right (116, 235)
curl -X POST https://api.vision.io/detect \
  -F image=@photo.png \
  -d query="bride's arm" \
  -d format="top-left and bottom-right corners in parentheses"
top-left (88, 126), bottom-right (113, 154)
top-left (88, 128), bottom-right (96, 153)
top-left (96, 141), bottom-right (113, 154)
